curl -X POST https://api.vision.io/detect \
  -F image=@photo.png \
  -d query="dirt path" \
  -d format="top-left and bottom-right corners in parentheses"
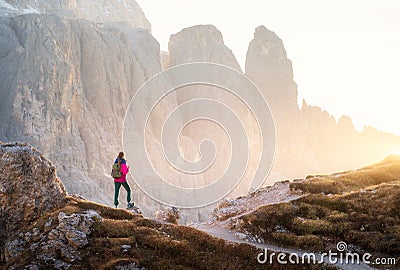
top-left (192, 224), bottom-right (372, 270)
top-left (192, 181), bottom-right (374, 270)
top-left (209, 181), bottom-right (304, 223)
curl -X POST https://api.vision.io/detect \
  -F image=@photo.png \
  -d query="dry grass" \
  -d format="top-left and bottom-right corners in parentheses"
top-left (237, 181), bottom-right (400, 268)
top-left (235, 157), bottom-right (400, 269)
top-left (290, 156), bottom-right (400, 194)
top-left (5, 197), bottom-right (326, 270)
top-left (69, 196), bottom-right (138, 220)
top-left (87, 216), bottom-right (322, 270)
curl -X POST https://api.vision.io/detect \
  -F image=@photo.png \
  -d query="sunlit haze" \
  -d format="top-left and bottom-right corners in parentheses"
top-left (137, 0), bottom-right (400, 136)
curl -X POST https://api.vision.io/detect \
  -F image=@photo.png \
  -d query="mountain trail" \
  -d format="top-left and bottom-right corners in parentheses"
top-left (191, 181), bottom-right (373, 270)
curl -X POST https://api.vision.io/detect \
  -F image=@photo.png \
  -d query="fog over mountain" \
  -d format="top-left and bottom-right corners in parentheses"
top-left (0, 0), bottom-right (399, 222)
top-left (0, 0), bottom-right (151, 30)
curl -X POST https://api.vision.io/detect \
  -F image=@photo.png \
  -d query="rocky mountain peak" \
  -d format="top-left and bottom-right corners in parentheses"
top-left (246, 25), bottom-right (298, 110)
top-left (252, 25), bottom-right (288, 60)
top-left (167, 24), bottom-right (241, 71)
top-left (337, 115), bottom-right (356, 131)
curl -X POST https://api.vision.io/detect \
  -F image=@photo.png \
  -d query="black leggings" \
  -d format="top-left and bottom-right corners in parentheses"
top-left (114, 182), bottom-right (131, 207)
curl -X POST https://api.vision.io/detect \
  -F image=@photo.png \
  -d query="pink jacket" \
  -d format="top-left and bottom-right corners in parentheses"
top-left (114, 163), bottom-right (129, 183)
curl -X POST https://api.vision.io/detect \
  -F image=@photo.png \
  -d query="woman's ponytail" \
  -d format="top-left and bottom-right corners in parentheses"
top-left (118, 151), bottom-right (124, 165)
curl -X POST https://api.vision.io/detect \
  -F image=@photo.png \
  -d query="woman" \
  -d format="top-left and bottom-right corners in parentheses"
top-left (113, 151), bottom-right (134, 208)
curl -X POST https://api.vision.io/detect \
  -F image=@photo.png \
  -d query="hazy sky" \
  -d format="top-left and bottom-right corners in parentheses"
top-left (136, 0), bottom-right (400, 136)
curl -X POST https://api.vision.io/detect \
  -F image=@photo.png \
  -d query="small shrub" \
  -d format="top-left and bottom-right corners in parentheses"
top-left (270, 233), bottom-right (323, 251)
top-left (292, 218), bottom-right (334, 235)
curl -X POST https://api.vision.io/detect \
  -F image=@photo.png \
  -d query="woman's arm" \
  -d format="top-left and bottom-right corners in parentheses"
top-left (120, 164), bottom-right (129, 175)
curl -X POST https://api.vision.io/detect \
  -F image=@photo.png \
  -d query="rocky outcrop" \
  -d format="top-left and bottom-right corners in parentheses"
top-left (0, 0), bottom-right (151, 31)
top-left (0, 141), bottom-right (105, 268)
top-left (0, 142), bottom-right (66, 232)
top-left (0, 141), bottom-right (67, 263)
top-left (5, 210), bottom-right (101, 269)
top-left (155, 207), bottom-right (180, 224)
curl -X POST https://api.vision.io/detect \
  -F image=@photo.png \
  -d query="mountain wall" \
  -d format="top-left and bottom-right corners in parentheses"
top-left (165, 25), bottom-right (267, 202)
top-left (0, 9), bottom-right (161, 204)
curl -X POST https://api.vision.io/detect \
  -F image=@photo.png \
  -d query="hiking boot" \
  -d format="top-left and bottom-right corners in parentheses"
top-left (127, 202), bottom-right (135, 208)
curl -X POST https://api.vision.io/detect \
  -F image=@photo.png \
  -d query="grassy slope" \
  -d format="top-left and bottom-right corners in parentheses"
top-left (290, 155), bottom-right (400, 194)
top-left (236, 157), bottom-right (400, 267)
top-left (6, 197), bottom-right (325, 270)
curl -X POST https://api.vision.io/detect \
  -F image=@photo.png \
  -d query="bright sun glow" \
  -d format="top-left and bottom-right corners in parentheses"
top-left (389, 147), bottom-right (400, 156)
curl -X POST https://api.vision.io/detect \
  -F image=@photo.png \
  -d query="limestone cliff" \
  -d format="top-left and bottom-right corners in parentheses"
top-left (0, 12), bottom-right (161, 204)
top-left (245, 26), bottom-right (314, 181)
top-left (165, 25), bottom-right (263, 200)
